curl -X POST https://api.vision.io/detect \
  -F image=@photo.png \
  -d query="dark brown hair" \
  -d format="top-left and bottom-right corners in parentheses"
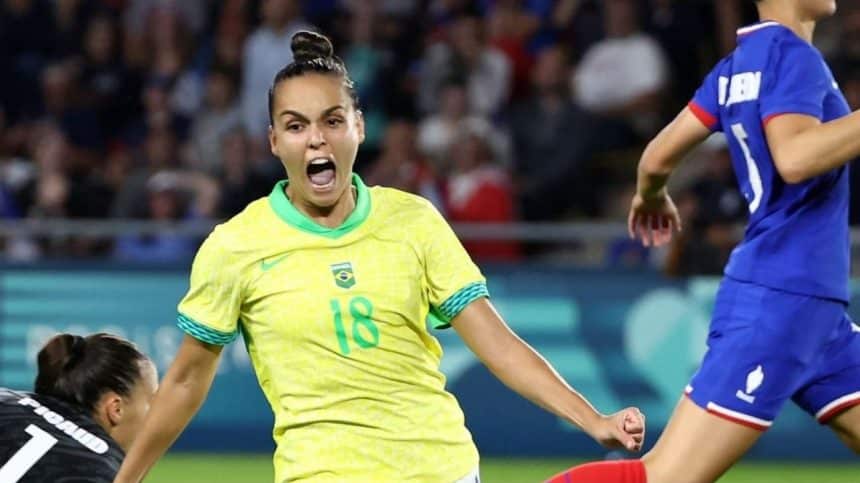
top-left (267, 30), bottom-right (359, 125)
top-left (34, 333), bottom-right (149, 413)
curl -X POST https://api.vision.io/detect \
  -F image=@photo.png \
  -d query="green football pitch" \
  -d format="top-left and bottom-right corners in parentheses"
top-left (146, 454), bottom-right (859, 482)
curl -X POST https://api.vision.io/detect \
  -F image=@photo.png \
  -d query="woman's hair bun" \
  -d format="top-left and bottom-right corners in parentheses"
top-left (34, 332), bottom-right (149, 413)
top-left (291, 31), bottom-right (334, 63)
top-left (38, 334), bottom-right (86, 375)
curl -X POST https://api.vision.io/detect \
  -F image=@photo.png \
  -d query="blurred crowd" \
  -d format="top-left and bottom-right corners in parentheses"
top-left (3, 0), bottom-right (860, 268)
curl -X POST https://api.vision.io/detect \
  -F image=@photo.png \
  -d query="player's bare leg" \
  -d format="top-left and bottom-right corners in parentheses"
top-left (828, 404), bottom-right (860, 454)
top-left (642, 396), bottom-right (763, 483)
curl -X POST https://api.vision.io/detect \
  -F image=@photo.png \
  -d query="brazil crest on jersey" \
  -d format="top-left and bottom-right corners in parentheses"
top-left (689, 21), bottom-right (851, 302)
top-left (177, 174), bottom-right (487, 482)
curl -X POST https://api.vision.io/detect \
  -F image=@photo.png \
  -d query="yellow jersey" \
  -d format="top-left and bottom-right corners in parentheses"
top-left (177, 174), bottom-right (487, 482)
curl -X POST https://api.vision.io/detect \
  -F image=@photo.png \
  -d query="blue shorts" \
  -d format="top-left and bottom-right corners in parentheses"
top-left (686, 277), bottom-right (860, 430)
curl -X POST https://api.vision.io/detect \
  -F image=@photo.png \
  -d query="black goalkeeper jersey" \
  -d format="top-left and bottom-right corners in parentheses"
top-left (0, 388), bottom-right (124, 482)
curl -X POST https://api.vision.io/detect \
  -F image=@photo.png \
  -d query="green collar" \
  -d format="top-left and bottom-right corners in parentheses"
top-left (268, 173), bottom-right (371, 238)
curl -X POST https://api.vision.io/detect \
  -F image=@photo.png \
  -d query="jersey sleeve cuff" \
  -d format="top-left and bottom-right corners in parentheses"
top-left (177, 312), bottom-right (239, 345)
top-left (761, 104), bottom-right (823, 125)
top-left (687, 101), bottom-right (718, 130)
top-left (429, 282), bottom-right (490, 329)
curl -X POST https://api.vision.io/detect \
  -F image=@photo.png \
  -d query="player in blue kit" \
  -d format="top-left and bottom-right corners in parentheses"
top-left (549, 1), bottom-right (860, 482)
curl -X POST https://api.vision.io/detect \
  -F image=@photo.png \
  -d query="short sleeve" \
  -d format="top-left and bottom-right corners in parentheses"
top-left (760, 41), bottom-right (829, 122)
top-left (689, 60), bottom-right (725, 132)
top-left (420, 201), bottom-right (489, 329)
top-left (176, 230), bottom-right (243, 345)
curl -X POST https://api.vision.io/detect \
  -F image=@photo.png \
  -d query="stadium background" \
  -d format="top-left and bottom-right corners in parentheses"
top-left (0, 0), bottom-right (858, 481)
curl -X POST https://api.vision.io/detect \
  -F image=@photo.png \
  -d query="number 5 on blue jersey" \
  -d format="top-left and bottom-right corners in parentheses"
top-left (730, 122), bottom-right (764, 213)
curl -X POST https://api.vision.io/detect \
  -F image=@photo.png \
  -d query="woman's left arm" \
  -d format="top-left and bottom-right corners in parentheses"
top-left (451, 298), bottom-right (646, 451)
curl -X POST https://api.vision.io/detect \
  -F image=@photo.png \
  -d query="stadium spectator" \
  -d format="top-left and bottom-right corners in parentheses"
top-left (26, 123), bottom-right (112, 221)
top-left (0, 0), bottom-right (57, 123)
top-left (207, 11), bottom-right (248, 76)
top-left (339, 2), bottom-right (394, 159)
top-left (425, 0), bottom-right (482, 38)
top-left (215, 127), bottom-right (279, 218)
top-left (419, 14), bottom-right (512, 116)
top-left (509, 45), bottom-right (600, 221)
top-left (551, 0), bottom-right (604, 63)
top-left (445, 123), bottom-right (520, 261)
top-left (124, 0), bottom-right (208, 39)
top-left (484, 0), bottom-right (539, 101)
top-left (122, 76), bottom-right (191, 149)
top-left (361, 0), bottom-right (426, 120)
top-left (142, 6), bottom-right (204, 119)
top-left (112, 127), bottom-right (181, 218)
top-left (646, 0), bottom-right (715, 110)
top-left (113, 171), bottom-right (203, 262)
top-left (79, 12), bottom-right (143, 143)
top-left (240, 0), bottom-right (312, 150)
top-left (363, 119), bottom-right (443, 209)
top-left (573, 0), bottom-right (669, 137)
top-left (417, 79), bottom-right (508, 170)
top-left (39, 62), bottom-right (104, 153)
top-left (0, 107), bottom-right (28, 218)
top-left (188, 66), bottom-right (242, 174)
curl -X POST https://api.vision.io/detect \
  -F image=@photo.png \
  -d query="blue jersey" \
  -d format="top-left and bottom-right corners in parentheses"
top-left (689, 21), bottom-right (851, 302)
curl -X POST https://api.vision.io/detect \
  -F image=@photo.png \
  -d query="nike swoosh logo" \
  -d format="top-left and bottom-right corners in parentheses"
top-left (261, 254), bottom-right (289, 271)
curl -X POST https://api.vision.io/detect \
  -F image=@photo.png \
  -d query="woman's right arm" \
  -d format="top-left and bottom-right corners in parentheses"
top-left (113, 335), bottom-right (223, 483)
top-left (765, 111), bottom-right (860, 184)
top-left (629, 106), bottom-right (711, 246)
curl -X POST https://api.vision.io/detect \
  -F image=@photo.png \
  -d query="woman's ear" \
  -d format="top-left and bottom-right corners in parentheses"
top-left (98, 391), bottom-right (124, 427)
top-left (355, 109), bottom-right (366, 144)
top-left (268, 125), bottom-right (279, 156)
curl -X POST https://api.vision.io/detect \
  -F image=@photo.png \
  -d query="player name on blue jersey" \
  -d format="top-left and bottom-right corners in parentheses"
top-left (718, 71), bottom-right (761, 106)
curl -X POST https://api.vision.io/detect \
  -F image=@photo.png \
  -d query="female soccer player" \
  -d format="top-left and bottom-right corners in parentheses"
top-left (0, 333), bottom-right (157, 482)
top-left (550, 1), bottom-right (860, 482)
top-left (114, 31), bottom-right (645, 483)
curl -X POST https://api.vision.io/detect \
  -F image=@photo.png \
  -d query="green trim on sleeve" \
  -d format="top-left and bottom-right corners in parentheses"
top-left (430, 282), bottom-right (490, 329)
top-left (427, 306), bottom-right (451, 330)
top-left (267, 173), bottom-right (371, 238)
top-left (177, 313), bottom-right (238, 345)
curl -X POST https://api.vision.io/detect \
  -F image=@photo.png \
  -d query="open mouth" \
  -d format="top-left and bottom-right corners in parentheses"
top-left (307, 158), bottom-right (336, 189)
